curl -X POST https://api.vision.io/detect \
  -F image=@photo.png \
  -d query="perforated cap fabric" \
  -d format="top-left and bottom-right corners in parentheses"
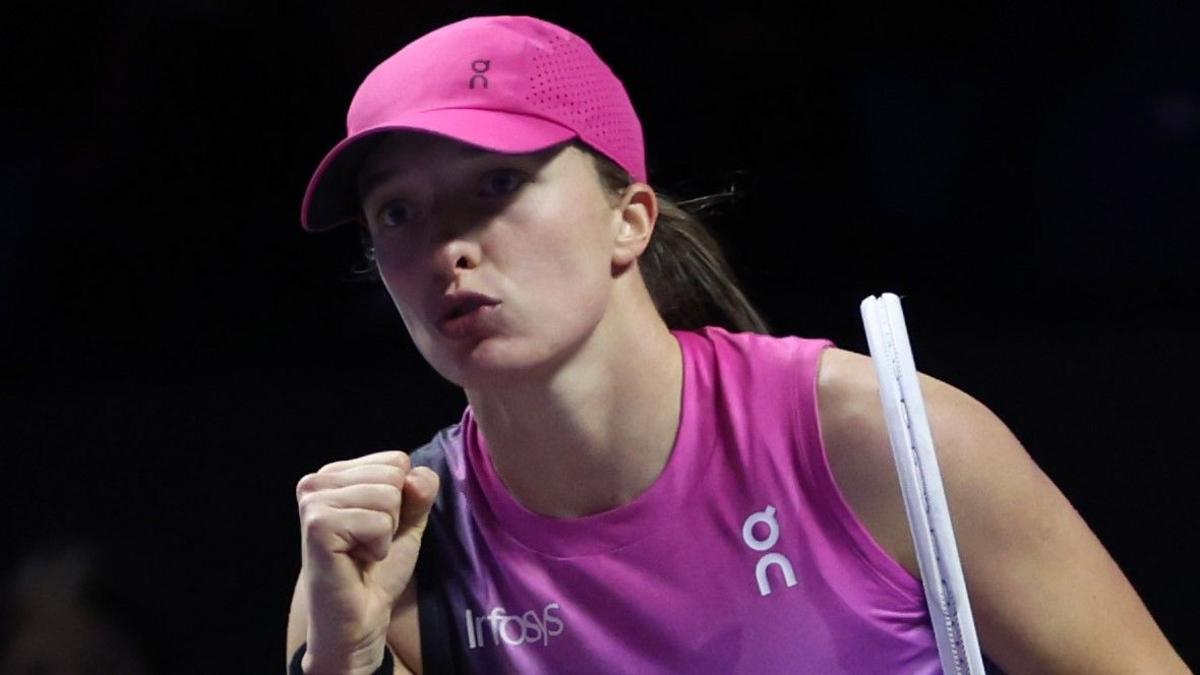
top-left (301, 15), bottom-right (646, 231)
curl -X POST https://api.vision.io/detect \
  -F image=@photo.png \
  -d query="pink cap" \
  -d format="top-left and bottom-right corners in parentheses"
top-left (301, 15), bottom-right (646, 231)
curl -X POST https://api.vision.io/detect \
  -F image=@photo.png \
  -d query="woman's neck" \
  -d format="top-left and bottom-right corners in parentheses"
top-left (466, 299), bottom-right (683, 518)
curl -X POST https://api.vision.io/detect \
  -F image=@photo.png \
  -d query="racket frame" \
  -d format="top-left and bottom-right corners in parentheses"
top-left (860, 293), bottom-right (986, 674)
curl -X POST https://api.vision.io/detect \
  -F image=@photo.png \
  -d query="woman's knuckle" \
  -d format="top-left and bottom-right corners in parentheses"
top-left (372, 510), bottom-right (394, 531)
top-left (297, 492), bottom-right (320, 514)
top-left (295, 473), bottom-right (321, 497)
top-left (394, 451), bottom-right (412, 472)
top-left (300, 505), bottom-right (330, 534)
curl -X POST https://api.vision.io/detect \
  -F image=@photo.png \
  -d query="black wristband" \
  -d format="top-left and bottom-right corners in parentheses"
top-left (289, 642), bottom-right (395, 675)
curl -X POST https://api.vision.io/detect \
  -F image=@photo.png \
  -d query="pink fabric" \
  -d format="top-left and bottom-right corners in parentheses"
top-left (456, 327), bottom-right (941, 673)
top-left (301, 16), bottom-right (645, 231)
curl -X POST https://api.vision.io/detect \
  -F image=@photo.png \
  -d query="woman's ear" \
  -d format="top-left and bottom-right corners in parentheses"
top-left (612, 183), bottom-right (658, 267)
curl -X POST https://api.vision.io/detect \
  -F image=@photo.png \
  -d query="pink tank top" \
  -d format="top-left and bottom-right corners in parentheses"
top-left (410, 327), bottom-right (941, 673)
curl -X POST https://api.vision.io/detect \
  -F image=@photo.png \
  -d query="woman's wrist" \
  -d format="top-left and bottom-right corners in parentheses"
top-left (290, 642), bottom-right (395, 675)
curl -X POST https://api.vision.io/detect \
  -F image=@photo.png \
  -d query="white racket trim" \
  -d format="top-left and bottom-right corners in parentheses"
top-left (860, 293), bottom-right (985, 674)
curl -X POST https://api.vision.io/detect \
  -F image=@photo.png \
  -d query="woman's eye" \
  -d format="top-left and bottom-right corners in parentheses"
top-left (480, 169), bottom-right (527, 197)
top-left (377, 201), bottom-right (412, 228)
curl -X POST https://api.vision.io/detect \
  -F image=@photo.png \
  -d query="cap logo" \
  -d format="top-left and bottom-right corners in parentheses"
top-left (469, 60), bottom-right (490, 89)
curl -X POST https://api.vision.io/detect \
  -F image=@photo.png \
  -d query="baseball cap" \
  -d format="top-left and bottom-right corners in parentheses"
top-left (300, 15), bottom-right (646, 231)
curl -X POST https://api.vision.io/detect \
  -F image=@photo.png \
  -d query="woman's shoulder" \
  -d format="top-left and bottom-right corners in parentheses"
top-left (813, 346), bottom-right (1029, 498)
top-left (814, 346), bottom-right (996, 451)
top-left (680, 325), bottom-right (834, 373)
top-left (811, 346), bottom-right (1035, 578)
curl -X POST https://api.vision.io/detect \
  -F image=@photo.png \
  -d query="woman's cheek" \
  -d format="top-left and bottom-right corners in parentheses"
top-left (378, 268), bottom-right (428, 334)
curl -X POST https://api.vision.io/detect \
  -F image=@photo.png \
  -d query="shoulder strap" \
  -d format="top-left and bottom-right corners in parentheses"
top-left (410, 427), bottom-right (502, 674)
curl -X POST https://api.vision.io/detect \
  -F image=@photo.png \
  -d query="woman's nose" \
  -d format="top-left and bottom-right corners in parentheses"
top-left (429, 224), bottom-right (483, 279)
top-left (438, 242), bottom-right (479, 271)
top-left (424, 197), bottom-right (498, 280)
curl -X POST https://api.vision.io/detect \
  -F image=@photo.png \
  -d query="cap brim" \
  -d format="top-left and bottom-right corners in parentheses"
top-left (300, 109), bottom-right (577, 231)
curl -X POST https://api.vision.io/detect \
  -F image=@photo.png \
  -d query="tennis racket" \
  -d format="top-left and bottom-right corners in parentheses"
top-left (860, 293), bottom-right (985, 674)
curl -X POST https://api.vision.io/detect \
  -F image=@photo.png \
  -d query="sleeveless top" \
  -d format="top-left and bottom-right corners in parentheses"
top-left (409, 327), bottom-right (941, 674)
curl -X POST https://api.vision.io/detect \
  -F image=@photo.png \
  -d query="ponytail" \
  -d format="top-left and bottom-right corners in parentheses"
top-left (586, 147), bottom-right (770, 334)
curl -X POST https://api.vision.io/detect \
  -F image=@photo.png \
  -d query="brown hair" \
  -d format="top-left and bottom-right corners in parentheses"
top-left (586, 146), bottom-right (769, 334)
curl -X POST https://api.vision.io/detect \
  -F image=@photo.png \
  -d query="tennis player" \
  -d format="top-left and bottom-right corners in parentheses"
top-left (285, 15), bottom-right (1187, 674)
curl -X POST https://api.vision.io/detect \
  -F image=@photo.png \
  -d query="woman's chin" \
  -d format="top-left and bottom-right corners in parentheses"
top-left (429, 339), bottom-right (552, 389)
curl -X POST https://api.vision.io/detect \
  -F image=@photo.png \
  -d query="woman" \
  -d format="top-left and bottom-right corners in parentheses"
top-left (285, 15), bottom-right (1187, 675)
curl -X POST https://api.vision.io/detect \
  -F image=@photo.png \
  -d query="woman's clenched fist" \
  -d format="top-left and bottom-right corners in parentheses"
top-left (296, 450), bottom-right (439, 675)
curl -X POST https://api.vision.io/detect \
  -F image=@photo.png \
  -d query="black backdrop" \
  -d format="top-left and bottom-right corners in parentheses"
top-left (2, 2), bottom-right (1196, 672)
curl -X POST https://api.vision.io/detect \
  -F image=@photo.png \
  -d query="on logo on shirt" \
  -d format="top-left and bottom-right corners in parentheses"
top-left (742, 505), bottom-right (799, 596)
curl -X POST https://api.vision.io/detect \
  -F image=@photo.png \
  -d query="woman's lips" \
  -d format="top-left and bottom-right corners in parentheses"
top-left (436, 293), bottom-right (501, 338)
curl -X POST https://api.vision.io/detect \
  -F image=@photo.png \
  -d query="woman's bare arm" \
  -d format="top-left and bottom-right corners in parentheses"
top-left (817, 347), bottom-right (1189, 674)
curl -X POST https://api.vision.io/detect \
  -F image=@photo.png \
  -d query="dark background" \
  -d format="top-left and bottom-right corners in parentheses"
top-left (2, 1), bottom-right (1196, 672)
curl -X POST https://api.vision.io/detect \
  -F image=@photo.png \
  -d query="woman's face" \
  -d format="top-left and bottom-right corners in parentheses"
top-left (359, 133), bottom-right (626, 388)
